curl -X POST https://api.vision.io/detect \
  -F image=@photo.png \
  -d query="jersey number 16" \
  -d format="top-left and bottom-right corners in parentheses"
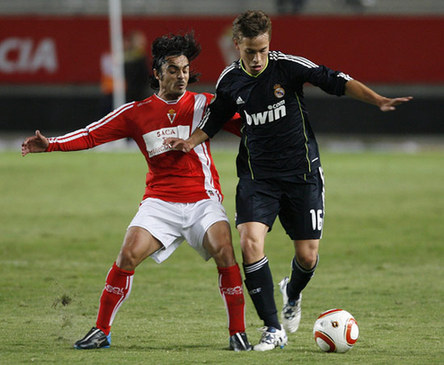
top-left (310, 209), bottom-right (323, 231)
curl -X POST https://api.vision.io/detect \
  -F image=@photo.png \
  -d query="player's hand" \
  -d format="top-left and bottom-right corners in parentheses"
top-left (163, 137), bottom-right (193, 153)
top-left (21, 130), bottom-right (49, 156)
top-left (379, 96), bottom-right (413, 112)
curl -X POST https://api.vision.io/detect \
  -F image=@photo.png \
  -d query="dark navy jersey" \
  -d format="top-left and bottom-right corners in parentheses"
top-left (198, 51), bottom-right (352, 179)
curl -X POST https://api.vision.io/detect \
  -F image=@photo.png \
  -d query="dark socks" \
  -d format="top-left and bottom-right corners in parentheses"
top-left (287, 255), bottom-right (318, 301)
top-left (243, 257), bottom-right (281, 330)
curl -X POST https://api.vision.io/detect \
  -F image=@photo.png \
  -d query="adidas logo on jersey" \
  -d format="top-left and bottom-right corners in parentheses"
top-left (236, 96), bottom-right (245, 105)
top-left (244, 100), bottom-right (287, 126)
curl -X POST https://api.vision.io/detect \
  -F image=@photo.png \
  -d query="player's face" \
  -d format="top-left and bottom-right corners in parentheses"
top-left (235, 32), bottom-right (270, 76)
top-left (155, 55), bottom-right (190, 100)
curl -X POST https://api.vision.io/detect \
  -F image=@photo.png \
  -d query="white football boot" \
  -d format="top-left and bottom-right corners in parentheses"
top-left (279, 276), bottom-right (302, 333)
top-left (253, 326), bottom-right (288, 351)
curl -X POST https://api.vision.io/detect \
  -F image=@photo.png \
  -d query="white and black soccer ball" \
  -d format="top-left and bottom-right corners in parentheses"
top-left (313, 308), bottom-right (359, 353)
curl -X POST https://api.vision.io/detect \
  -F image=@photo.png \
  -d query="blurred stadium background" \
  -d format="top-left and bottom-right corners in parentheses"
top-left (0, 0), bottom-right (443, 150)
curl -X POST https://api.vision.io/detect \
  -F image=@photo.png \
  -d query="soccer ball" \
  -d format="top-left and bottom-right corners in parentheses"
top-left (313, 309), bottom-right (359, 353)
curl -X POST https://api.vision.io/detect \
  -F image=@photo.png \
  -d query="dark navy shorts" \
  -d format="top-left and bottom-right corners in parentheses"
top-left (235, 167), bottom-right (325, 240)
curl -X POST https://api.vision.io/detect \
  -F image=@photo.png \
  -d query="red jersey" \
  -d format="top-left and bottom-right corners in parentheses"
top-left (46, 91), bottom-right (240, 203)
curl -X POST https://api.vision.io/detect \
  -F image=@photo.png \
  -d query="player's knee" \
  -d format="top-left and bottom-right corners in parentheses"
top-left (240, 237), bottom-right (255, 255)
top-left (240, 238), bottom-right (265, 264)
top-left (211, 241), bottom-right (236, 267)
top-left (117, 247), bottom-right (140, 271)
top-left (297, 251), bottom-right (318, 270)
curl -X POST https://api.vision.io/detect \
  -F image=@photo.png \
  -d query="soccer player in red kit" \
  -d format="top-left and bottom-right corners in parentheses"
top-left (21, 33), bottom-right (252, 351)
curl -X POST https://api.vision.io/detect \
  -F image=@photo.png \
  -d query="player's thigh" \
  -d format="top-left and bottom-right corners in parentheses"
top-left (237, 221), bottom-right (269, 264)
top-left (117, 226), bottom-right (163, 270)
top-left (235, 177), bottom-right (280, 230)
top-left (279, 168), bottom-right (325, 240)
top-left (184, 199), bottom-right (231, 262)
top-left (125, 198), bottom-right (186, 265)
top-left (202, 220), bottom-right (236, 267)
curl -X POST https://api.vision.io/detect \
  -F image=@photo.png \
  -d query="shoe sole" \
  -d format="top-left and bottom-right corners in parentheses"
top-left (74, 344), bottom-right (110, 350)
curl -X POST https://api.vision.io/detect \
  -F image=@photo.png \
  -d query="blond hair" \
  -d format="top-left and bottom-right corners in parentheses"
top-left (232, 10), bottom-right (272, 42)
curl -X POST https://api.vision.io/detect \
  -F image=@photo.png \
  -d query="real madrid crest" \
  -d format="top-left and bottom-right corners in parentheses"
top-left (167, 108), bottom-right (176, 124)
top-left (273, 84), bottom-right (285, 98)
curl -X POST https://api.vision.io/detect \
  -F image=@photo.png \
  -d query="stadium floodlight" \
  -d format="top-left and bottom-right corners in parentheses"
top-left (108, 0), bottom-right (125, 109)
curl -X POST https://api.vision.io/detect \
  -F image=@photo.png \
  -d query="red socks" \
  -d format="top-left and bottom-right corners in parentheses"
top-left (95, 262), bottom-right (245, 337)
top-left (96, 262), bottom-right (134, 335)
top-left (218, 264), bottom-right (246, 336)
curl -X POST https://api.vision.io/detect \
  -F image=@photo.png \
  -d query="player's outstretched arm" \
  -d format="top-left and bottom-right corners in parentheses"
top-left (21, 130), bottom-right (49, 156)
top-left (164, 128), bottom-right (209, 153)
top-left (345, 79), bottom-right (413, 112)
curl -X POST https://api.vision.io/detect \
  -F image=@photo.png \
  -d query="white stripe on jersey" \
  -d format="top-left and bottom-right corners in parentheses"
top-left (338, 72), bottom-right (353, 81)
top-left (270, 51), bottom-right (318, 68)
top-left (198, 104), bottom-right (211, 131)
top-left (271, 51), bottom-right (353, 80)
top-left (319, 166), bottom-right (326, 240)
top-left (192, 93), bottom-right (207, 132)
top-left (48, 102), bottom-right (135, 144)
top-left (48, 131), bottom-right (88, 144)
top-left (192, 94), bottom-right (222, 201)
top-left (216, 63), bottom-right (237, 89)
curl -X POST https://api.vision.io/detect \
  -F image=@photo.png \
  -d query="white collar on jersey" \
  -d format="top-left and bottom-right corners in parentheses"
top-left (154, 91), bottom-right (187, 105)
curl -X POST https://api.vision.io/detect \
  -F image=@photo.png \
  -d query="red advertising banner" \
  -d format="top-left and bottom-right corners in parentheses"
top-left (0, 15), bottom-right (442, 85)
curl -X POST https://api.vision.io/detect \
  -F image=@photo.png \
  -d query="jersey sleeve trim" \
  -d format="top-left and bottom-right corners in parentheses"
top-left (46, 102), bottom-right (135, 151)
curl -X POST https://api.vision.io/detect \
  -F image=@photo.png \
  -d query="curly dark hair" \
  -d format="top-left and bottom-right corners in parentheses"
top-left (232, 10), bottom-right (272, 43)
top-left (150, 32), bottom-right (201, 89)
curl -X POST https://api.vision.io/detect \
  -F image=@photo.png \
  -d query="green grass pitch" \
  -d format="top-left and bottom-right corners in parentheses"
top-left (0, 149), bottom-right (443, 364)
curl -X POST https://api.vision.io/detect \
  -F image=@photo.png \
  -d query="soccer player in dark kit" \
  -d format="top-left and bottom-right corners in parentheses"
top-left (166, 10), bottom-right (412, 351)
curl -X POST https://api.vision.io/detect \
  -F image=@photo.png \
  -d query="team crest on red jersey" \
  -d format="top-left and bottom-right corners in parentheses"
top-left (274, 84), bottom-right (285, 98)
top-left (167, 109), bottom-right (176, 124)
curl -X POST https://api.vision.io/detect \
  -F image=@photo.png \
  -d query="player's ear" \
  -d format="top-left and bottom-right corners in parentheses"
top-left (153, 69), bottom-right (160, 80)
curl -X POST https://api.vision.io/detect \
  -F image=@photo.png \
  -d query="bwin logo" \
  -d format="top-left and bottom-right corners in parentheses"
top-left (244, 101), bottom-right (286, 126)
